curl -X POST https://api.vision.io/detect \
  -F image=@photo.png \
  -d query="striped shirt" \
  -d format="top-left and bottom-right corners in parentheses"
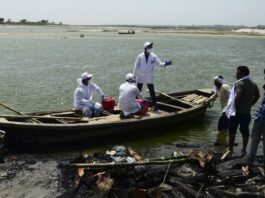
top-left (253, 92), bottom-right (265, 121)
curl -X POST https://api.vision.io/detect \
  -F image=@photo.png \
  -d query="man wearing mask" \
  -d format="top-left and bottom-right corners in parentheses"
top-left (133, 42), bottom-right (172, 111)
top-left (74, 72), bottom-right (105, 117)
top-left (224, 66), bottom-right (260, 156)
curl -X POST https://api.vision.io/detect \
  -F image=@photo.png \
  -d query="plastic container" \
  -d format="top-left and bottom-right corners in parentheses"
top-left (135, 99), bottom-right (149, 115)
top-left (102, 96), bottom-right (116, 111)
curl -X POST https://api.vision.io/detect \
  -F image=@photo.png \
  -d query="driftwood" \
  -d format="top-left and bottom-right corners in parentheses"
top-left (60, 148), bottom-right (265, 198)
top-left (167, 177), bottom-right (208, 198)
top-left (208, 187), bottom-right (264, 198)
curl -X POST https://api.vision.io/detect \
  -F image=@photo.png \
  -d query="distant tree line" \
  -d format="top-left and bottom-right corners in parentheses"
top-left (0, 18), bottom-right (63, 25)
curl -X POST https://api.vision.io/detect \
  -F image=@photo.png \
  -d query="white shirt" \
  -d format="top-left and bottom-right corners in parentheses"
top-left (133, 52), bottom-right (165, 84)
top-left (216, 84), bottom-right (231, 109)
top-left (74, 79), bottom-right (104, 110)
top-left (119, 82), bottom-right (144, 116)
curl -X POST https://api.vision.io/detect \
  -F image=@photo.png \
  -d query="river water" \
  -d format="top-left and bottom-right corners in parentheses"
top-left (0, 25), bottom-right (265, 157)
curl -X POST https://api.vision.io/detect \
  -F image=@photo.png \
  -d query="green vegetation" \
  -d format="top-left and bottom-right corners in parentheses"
top-left (0, 18), bottom-right (63, 25)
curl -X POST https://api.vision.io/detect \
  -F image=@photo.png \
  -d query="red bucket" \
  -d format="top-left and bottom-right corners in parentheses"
top-left (135, 99), bottom-right (149, 115)
top-left (102, 96), bottom-right (116, 111)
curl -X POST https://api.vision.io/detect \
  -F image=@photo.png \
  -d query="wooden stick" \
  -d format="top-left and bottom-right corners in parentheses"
top-left (68, 157), bottom-right (194, 168)
top-left (0, 102), bottom-right (25, 115)
top-left (157, 101), bottom-right (186, 110)
top-left (0, 114), bottom-right (89, 122)
top-left (155, 90), bottom-right (193, 107)
top-left (0, 102), bottom-right (41, 123)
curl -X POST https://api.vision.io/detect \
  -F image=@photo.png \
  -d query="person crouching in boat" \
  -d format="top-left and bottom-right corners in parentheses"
top-left (74, 72), bottom-right (105, 117)
top-left (119, 73), bottom-right (146, 119)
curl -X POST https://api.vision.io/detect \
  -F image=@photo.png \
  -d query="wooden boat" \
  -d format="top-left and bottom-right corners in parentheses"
top-left (118, 30), bottom-right (135, 34)
top-left (0, 89), bottom-right (215, 147)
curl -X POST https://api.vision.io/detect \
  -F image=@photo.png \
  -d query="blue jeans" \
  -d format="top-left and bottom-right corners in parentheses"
top-left (228, 114), bottom-right (251, 137)
top-left (248, 119), bottom-right (265, 166)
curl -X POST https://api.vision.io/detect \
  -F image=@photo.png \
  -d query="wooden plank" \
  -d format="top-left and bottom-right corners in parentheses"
top-left (0, 115), bottom-right (88, 122)
top-left (155, 90), bottom-right (193, 107)
top-left (157, 101), bottom-right (186, 110)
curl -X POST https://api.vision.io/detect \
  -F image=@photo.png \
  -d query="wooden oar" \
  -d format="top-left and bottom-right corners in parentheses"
top-left (0, 114), bottom-right (89, 122)
top-left (154, 90), bottom-right (193, 107)
top-left (0, 101), bottom-right (41, 123)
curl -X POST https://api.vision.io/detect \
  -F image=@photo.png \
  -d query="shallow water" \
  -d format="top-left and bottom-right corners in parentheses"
top-left (0, 26), bottom-right (265, 156)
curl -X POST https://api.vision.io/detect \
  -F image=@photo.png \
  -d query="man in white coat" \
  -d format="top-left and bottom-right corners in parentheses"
top-left (74, 72), bottom-right (105, 117)
top-left (119, 73), bottom-right (145, 118)
top-left (133, 42), bottom-right (172, 111)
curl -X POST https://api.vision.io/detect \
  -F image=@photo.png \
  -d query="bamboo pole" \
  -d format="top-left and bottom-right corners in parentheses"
top-left (0, 114), bottom-right (89, 122)
top-left (154, 90), bottom-right (193, 107)
top-left (0, 102), bottom-right (42, 123)
top-left (68, 157), bottom-right (194, 168)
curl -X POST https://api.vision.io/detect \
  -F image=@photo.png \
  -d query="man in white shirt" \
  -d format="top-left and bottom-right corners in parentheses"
top-left (74, 72), bottom-right (105, 117)
top-left (133, 42), bottom-right (172, 111)
top-left (214, 75), bottom-right (231, 131)
top-left (119, 73), bottom-right (145, 119)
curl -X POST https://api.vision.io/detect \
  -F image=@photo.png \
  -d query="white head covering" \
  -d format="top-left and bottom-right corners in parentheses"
top-left (81, 72), bottom-right (93, 80)
top-left (214, 76), bottom-right (224, 84)
top-left (125, 73), bottom-right (136, 83)
top-left (143, 42), bottom-right (153, 49)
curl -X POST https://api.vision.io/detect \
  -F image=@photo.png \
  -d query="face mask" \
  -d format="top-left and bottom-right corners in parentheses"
top-left (146, 48), bottom-right (152, 53)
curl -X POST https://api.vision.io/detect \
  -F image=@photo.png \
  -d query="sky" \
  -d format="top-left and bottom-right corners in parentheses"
top-left (1, 0), bottom-right (265, 26)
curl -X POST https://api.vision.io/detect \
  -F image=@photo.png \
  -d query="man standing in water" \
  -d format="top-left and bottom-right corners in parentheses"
top-left (243, 69), bottom-right (265, 174)
top-left (213, 75), bottom-right (231, 131)
top-left (225, 66), bottom-right (260, 156)
top-left (133, 42), bottom-right (172, 111)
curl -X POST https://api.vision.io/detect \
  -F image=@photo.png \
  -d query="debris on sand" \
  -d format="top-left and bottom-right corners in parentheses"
top-left (59, 146), bottom-right (265, 198)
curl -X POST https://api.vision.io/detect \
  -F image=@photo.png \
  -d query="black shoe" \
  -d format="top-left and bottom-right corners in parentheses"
top-left (152, 106), bottom-right (158, 111)
top-left (119, 112), bottom-right (125, 119)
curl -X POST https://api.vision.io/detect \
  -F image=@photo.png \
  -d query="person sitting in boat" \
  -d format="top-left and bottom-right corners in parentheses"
top-left (118, 73), bottom-right (146, 119)
top-left (74, 72), bottom-right (105, 117)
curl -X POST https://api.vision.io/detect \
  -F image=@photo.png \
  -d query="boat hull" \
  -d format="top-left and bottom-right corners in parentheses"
top-left (0, 89), bottom-right (215, 148)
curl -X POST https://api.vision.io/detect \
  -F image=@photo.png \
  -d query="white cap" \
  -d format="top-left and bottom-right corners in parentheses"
top-left (0, 130), bottom-right (5, 134)
top-left (81, 72), bottom-right (93, 80)
top-left (143, 42), bottom-right (153, 49)
top-left (125, 73), bottom-right (136, 82)
top-left (213, 76), bottom-right (224, 84)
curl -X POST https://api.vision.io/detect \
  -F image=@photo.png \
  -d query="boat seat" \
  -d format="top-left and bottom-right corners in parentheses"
top-left (0, 118), bottom-right (8, 122)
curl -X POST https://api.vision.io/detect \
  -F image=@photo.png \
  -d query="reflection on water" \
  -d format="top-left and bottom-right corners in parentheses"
top-left (0, 26), bottom-right (265, 156)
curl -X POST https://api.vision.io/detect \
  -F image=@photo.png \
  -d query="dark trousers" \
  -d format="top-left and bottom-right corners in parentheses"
top-left (228, 114), bottom-right (251, 137)
top-left (218, 112), bottom-right (229, 131)
top-left (137, 83), bottom-right (157, 107)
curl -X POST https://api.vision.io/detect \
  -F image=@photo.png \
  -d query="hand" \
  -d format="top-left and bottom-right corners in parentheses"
top-left (165, 61), bottom-right (172, 66)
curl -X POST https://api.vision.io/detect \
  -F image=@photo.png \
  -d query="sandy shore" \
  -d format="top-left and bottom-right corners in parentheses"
top-left (0, 154), bottom-right (63, 198)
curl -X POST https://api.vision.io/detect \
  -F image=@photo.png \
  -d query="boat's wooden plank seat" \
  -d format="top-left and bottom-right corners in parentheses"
top-left (193, 96), bottom-right (208, 104)
top-left (50, 111), bottom-right (75, 116)
top-left (88, 108), bottom-right (169, 124)
top-left (43, 115), bottom-right (68, 124)
top-left (0, 118), bottom-right (8, 123)
top-left (181, 94), bottom-right (208, 104)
